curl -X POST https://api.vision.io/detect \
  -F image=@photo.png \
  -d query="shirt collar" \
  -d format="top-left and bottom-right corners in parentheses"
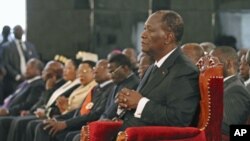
top-left (27, 76), bottom-right (41, 83)
top-left (224, 75), bottom-right (235, 82)
top-left (99, 80), bottom-right (113, 88)
top-left (15, 39), bottom-right (22, 43)
top-left (245, 78), bottom-right (250, 85)
top-left (154, 48), bottom-right (176, 68)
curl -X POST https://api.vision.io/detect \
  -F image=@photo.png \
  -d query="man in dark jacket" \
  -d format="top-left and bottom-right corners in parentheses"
top-left (0, 58), bottom-right (44, 141)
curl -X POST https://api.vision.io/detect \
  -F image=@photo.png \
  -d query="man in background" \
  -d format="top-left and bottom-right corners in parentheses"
top-left (2, 25), bottom-right (39, 96)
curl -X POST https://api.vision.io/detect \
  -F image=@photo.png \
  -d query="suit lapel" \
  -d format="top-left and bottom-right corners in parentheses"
top-left (136, 65), bottom-right (154, 91)
top-left (139, 48), bottom-right (181, 96)
top-left (140, 66), bottom-right (169, 95)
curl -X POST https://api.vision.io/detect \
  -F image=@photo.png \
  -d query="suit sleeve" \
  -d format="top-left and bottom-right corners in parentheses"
top-left (222, 85), bottom-right (250, 133)
top-left (65, 93), bottom-right (109, 129)
top-left (30, 88), bottom-right (54, 112)
top-left (9, 83), bottom-right (45, 115)
top-left (141, 71), bottom-right (200, 126)
top-left (26, 42), bottom-right (39, 59)
top-left (2, 46), bottom-right (19, 78)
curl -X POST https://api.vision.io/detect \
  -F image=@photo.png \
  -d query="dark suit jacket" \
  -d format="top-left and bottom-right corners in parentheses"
top-left (29, 79), bottom-right (65, 113)
top-left (8, 78), bottom-right (44, 115)
top-left (100, 74), bottom-right (140, 119)
top-left (2, 40), bottom-right (39, 95)
top-left (222, 75), bottom-right (250, 135)
top-left (121, 48), bottom-right (200, 129)
top-left (57, 82), bottom-right (115, 129)
top-left (2, 40), bottom-right (39, 79)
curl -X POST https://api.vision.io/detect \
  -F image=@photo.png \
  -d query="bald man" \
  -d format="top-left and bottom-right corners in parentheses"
top-left (122, 48), bottom-right (138, 74)
top-left (200, 42), bottom-right (216, 55)
top-left (181, 43), bottom-right (205, 65)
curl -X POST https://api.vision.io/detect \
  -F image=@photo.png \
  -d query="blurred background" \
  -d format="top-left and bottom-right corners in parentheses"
top-left (1, 0), bottom-right (250, 61)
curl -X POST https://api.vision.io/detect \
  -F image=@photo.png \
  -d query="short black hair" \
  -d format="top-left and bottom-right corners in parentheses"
top-left (109, 54), bottom-right (132, 69)
top-left (81, 60), bottom-right (96, 69)
top-left (2, 25), bottom-right (10, 36)
top-left (70, 58), bottom-right (82, 69)
top-left (159, 10), bottom-right (184, 43)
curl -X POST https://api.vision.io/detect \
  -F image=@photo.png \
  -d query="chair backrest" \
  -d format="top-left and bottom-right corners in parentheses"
top-left (196, 55), bottom-right (224, 141)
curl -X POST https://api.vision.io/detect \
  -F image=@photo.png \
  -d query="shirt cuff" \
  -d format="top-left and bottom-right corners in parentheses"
top-left (15, 74), bottom-right (21, 81)
top-left (134, 97), bottom-right (149, 118)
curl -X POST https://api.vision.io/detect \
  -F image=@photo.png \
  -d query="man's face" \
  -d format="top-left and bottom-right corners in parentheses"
top-left (42, 68), bottom-right (53, 81)
top-left (94, 61), bottom-right (110, 83)
top-left (25, 61), bottom-right (38, 79)
top-left (141, 13), bottom-right (166, 57)
top-left (138, 56), bottom-right (151, 79)
top-left (14, 26), bottom-right (23, 40)
top-left (210, 50), bottom-right (228, 77)
top-left (239, 55), bottom-right (250, 81)
top-left (108, 63), bottom-right (126, 84)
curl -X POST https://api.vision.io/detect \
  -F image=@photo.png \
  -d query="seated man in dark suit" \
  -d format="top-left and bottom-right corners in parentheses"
top-left (116, 10), bottom-right (200, 130)
top-left (99, 54), bottom-right (140, 120)
top-left (6, 60), bottom-right (65, 141)
top-left (210, 46), bottom-right (250, 137)
top-left (0, 58), bottom-right (44, 116)
top-left (34, 59), bottom-right (114, 141)
top-left (0, 58), bottom-right (44, 141)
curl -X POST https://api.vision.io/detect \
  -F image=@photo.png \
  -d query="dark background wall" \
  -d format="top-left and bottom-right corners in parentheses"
top-left (26, 0), bottom-right (250, 61)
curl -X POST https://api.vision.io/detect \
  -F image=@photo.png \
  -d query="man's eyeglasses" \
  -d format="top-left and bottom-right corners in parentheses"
top-left (111, 66), bottom-right (122, 75)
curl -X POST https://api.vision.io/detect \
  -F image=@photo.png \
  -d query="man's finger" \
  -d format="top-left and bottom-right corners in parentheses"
top-left (119, 103), bottom-right (128, 108)
top-left (43, 123), bottom-right (52, 130)
top-left (51, 128), bottom-right (58, 137)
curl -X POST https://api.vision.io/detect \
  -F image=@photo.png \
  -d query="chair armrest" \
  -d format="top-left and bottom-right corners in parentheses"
top-left (117, 126), bottom-right (205, 141)
top-left (81, 121), bottom-right (123, 141)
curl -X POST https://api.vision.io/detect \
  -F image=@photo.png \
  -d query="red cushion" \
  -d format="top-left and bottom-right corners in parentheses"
top-left (88, 121), bottom-right (123, 141)
top-left (125, 126), bottom-right (205, 141)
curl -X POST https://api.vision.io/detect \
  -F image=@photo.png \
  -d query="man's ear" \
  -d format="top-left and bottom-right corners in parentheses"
top-left (226, 59), bottom-right (234, 71)
top-left (123, 65), bottom-right (130, 73)
top-left (164, 32), bottom-right (175, 44)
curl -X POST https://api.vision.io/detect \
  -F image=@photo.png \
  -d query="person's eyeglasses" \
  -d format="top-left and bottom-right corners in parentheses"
top-left (111, 66), bottom-right (122, 75)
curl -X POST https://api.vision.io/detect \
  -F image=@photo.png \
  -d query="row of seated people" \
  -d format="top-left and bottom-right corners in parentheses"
top-left (0, 9), bottom-right (249, 141)
top-left (0, 53), bottom-right (140, 141)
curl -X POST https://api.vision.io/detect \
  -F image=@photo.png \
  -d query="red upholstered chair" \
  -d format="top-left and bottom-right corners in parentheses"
top-left (81, 55), bottom-right (224, 141)
top-left (81, 121), bottom-right (123, 141)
